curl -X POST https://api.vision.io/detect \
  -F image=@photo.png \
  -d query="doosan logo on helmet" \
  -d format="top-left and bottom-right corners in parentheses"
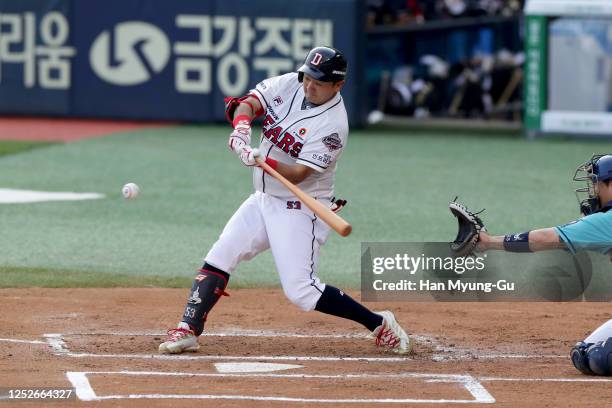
top-left (297, 46), bottom-right (348, 83)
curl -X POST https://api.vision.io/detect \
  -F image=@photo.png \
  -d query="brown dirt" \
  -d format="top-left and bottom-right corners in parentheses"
top-left (0, 117), bottom-right (174, 141)
top-left (0, 288), bottom-right (611, 407)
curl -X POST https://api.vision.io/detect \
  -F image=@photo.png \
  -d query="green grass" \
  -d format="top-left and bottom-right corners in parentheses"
top-left (0, 140), bottom-right (55, 157)
top-left (0, 126), bottom-right (609, 288)
top-left (0, 267), bottom-right (191, 288)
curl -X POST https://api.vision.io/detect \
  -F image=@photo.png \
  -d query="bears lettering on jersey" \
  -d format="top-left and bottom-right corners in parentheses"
top-left (262, 114), bottom-right (276, 128)
top-left (289, 143), bottom-right (303, 157)
top-left (264, 126), bottom-right (282, 144)
top-left (277, 133), bottom-right (295, 152)
top-left (248, 73), bottom-right (348, 198)
top-left (263, 125), bottom-right (304, 158)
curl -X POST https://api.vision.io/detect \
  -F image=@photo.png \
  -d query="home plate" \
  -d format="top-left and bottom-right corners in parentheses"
top-left (214, 362), bottom-right (304, 373)
top-left (0, 189), bottom-right (104, 204)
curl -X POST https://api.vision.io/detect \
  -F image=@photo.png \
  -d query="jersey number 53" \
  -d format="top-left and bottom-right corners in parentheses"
top-left (287, 201), bottom-right (302, 210)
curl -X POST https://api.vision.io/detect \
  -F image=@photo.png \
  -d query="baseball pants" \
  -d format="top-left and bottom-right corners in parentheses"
top-left (205, 191), bottom-right (331, 311)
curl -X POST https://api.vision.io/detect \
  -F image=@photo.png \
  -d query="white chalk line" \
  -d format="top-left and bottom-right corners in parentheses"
top-left (66, 372), bottom-right (96, 402)
top-left (44, 333), bottom-right (69, 353)
top-left (95, 396), bottom-right (485, 403)
top-left (454, 354), bottom-right (565, 359)
top-left (43, 331), bottom-right (565, 361)
top-left (64, 369), bottom-right (612, 405)
top-left (70, 370), bottom-right (473, 379)
top-left (27, 332), bottom-right (612, 404)
top-left (61, 329), bottom-right (369, 339)
top-left (480, 377), bottom-right (612, 382)
top-left (0, 338), bottom-right (46, 345)
top-left (65, 370), bottom-right (495, 404)
top-left (411, 334), bottom-right (565, 361)
top-left (43, 332), bottom-right (411, 362)
top-left (215, 362), bottom-right (303, 373)
top-left (63, 351), bottom-right (413, 362)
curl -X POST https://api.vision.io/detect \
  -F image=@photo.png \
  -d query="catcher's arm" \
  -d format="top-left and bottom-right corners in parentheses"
top-left (450, 199), bottom-right (567, 255)
top-left (478, 228), bottom-right (565, 252)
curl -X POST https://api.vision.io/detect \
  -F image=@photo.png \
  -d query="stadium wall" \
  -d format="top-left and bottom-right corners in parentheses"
top-left (0, 0), bottom-right (366, 125)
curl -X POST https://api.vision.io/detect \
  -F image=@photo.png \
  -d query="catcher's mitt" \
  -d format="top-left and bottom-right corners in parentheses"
top-left (449, 199), bottom-right (486, 257)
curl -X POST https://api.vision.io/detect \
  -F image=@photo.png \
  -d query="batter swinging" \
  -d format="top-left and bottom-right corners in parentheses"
top-left (159, 46), bottom-right (412, 355)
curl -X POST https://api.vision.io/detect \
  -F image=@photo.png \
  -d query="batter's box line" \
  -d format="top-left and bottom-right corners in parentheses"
top-left (43, 333), bottom-right (412, 362)
top-left (480, 377), bottom-right (612, 383)
top-left (0, 337), bottom-right (47, 345)
top-left (44, 330), bottom-right (567, 362)
top-left (56, 329), bottom-right (371, 339)
top-left (412, 334), bottom-right (565, 361)
top-left (65, 370), bottom-right (496, 404)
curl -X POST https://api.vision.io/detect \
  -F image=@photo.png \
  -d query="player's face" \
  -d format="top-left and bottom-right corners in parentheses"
top-left (302, 74), bottom-right (344, 105)
top-left (596, 181), bottom-right (612, 204)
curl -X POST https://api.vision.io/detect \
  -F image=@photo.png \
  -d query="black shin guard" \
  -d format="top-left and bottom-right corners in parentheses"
top-left (181, 265), bottom-right (230, 336)
top-left (314, 285), bottom-right (383, 332)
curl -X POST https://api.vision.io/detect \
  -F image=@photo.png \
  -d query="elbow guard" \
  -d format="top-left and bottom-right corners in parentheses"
top-left (224, 95), bottom-right (263, 124)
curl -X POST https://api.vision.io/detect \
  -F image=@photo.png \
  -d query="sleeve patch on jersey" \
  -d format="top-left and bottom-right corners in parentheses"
top-left (257, 81), bottom-right (268, 90)
top-left (322, 133), bottom-right (343, 152)
top-left (297, 157), bottom-right (328, 171)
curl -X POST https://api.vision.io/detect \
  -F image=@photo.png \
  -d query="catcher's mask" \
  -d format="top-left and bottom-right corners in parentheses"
top-left (573, 154), bottom-right (612, 215)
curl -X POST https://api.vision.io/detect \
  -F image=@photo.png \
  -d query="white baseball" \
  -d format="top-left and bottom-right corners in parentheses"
top-left (122, 182), bottom-right (140, 199)
top-left (367, 110), bottom-right (384, 124)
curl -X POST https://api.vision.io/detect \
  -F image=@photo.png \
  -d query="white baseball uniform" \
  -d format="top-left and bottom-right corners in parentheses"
top-left (205, 72), bottom-right (349, 311)
top-left (585, 319), bottom-right (612, 343)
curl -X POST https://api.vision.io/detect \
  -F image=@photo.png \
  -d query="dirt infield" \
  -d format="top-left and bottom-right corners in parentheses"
top-left (1, 288), bottom-right (611, 407)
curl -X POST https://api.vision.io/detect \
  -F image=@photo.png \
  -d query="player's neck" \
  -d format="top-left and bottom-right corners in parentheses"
top-left (301, 98), bottom-right (320, 110)
top-left (302, 93), bottom-right (337, 110)
top-left (601, 198), bottom-right (612, 210)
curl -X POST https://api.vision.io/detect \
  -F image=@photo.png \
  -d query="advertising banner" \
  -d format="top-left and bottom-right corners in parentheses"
top-left (0, 0), bottom-right (365, 124)
top-left (0, 0), bottom-right (73, 114)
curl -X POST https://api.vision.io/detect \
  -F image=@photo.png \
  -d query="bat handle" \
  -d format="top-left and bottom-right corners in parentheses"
top-left (256, 157), bottom-right (352, 237)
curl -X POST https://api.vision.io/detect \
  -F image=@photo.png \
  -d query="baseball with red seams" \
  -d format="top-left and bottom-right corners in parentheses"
top-left (122, 182), bottom-right (140, 199)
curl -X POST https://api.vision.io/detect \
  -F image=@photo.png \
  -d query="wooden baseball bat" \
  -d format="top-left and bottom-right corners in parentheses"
top-left (256, 157), bottom-right (352, 237)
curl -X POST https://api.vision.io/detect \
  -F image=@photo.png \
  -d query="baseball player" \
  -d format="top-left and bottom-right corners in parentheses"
top-left (159, 46), bottom-right (412, 355)
top-left (450, 154), bottom-right (612, 375)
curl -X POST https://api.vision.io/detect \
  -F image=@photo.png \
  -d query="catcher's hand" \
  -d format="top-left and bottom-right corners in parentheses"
top-left (449, 199), bottom-right (486, 257)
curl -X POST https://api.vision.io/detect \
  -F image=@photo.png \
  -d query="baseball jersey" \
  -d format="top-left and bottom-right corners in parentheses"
top-left (249, 72), bottom-right (348, 199)
top-left (555, 203), bottom-right (612, 255)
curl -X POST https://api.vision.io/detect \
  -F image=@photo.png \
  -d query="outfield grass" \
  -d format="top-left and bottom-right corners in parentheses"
top-left (0, 140), bottom-right (55, 157)
top-left (0, 126), bottom-right (609, 288)
top-left (0, 267), bottom-right (191, 288)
